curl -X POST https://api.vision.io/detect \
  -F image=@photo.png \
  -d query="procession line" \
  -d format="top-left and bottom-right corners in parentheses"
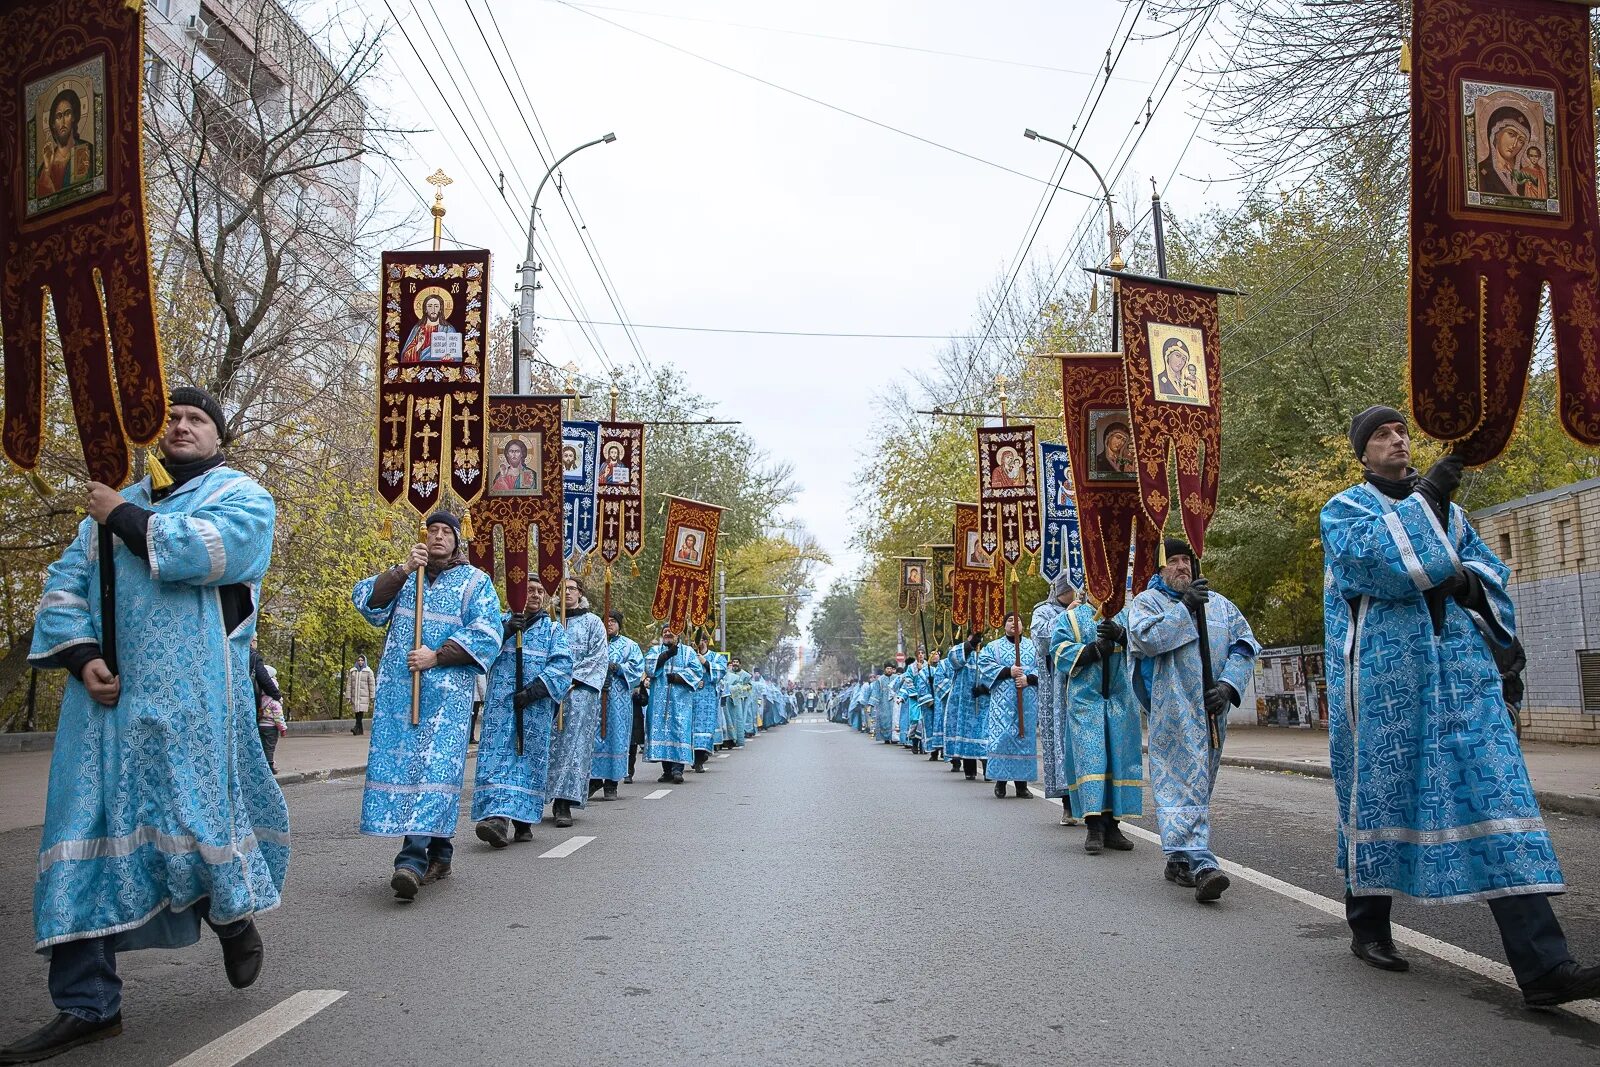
top-left (168, 989), bottom-right (346, 1067)
top-left (539, 835), bottom-right (596, 859)
top-left (643, 788), bottom-right (672, 800)
top-left (1028, 795), bottom-right (1600, 1025)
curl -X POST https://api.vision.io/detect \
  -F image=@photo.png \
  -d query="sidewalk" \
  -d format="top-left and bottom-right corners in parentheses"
top-left (0, 734), bottom-right (374, 834)
top-left (1220, 725), bottom-right (1600, 816)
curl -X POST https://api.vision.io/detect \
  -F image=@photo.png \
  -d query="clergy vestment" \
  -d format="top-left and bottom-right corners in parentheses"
top-left (645, 643), bottom-right (704, 766)
top-left (1051, 604), bottom-right (1143, 819)
top-left (472, 612), bottom-right (572, 824)
top-left (592, 632), bottom-right (644, 783)
top-left (977, 636), bottom-right (1039, 782)
top-left (549, 607), bottom-right (609, 807)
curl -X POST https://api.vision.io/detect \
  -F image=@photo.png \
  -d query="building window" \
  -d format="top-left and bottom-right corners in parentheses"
top-left (1580, 650), bottom-right (1600, 714)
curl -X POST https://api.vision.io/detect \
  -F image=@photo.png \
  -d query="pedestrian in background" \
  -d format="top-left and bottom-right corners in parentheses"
top-left (345, 654), bottom-right (374, 735)
top-left (257, 664), bottom-right (287, 774)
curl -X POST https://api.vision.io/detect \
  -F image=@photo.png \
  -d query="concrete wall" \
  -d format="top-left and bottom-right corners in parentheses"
top-left (1473, 477), bottom-right (1600, 745)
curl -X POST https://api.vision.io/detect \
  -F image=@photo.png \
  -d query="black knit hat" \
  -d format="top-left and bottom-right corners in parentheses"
top-left (1164, 537), bottom-right (1196, 563)
top-left (424, 511), bottom-right (461, 548)
top-left (609, 610), bottom-right (624, 626)
top-left (168, 386), bottom-right (228, 441)
top-left (1349, 405), bottom-right (1406, 461)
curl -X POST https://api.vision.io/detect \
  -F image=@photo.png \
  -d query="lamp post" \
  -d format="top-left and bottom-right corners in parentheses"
top-left (1023, 127), bottom-right (1124, 347)
top-left (515, 132), bottom-right (617, 393)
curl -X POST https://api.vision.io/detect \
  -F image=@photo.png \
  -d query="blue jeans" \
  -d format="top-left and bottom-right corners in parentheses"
top-left (1168, 848), bottom-right (1218, 875)
top-left (49, 937), bottom-right (120, 1023)
top-left (394, 835), bottom-right (453, 875)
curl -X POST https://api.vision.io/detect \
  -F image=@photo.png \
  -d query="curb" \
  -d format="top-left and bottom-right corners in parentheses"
top-left (1220, 755), bottom-right (1600, 819)
top-left (274, 764), bottom-right (367, 788)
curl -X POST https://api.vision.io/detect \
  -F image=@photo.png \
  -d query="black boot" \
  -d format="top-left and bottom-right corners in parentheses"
top-left (1102, 818), bottom-right (1135, 851)
top-left (692, 751), bottom-right (708, 773)
top-left (513, 821), bottom-right (535, 843)
top-left (552, 799), bottom-right (574, 828)
top-left (964, 759), bottom-right (978, 781)
top-left (1014, 782), bottom-right (1033, 798)
top-left (214, 919), bottom-right (263, 989)
top-left (993, 781), bottom-right (1006, 799)
top-left (476, 817), bottom-right (512, 849)
top-left (1084, 814), bottom-right (1105, 855)
top-left (0, 1013), bottom-right (122, 1064)
top-left (603, 781), bottom-right (619, 800)
top-left (948, 757), bottom-right (962, 773)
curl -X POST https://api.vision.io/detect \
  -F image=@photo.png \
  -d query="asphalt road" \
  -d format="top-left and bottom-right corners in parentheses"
top-left (0, 717), bottom-right (1598, 1066)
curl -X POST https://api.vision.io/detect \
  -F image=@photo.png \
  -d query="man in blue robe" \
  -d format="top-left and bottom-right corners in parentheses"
top-left (3, 389), bottom-right (285, 1062)
top-left (977, 613), bottom-right (1039, 798)
top-left (1128, 538), bottom-right (1258, 903)
top-left (945, 632), bottom-right (987, 778)
top-left (549, 578), bottom-right (608, 827)
top-left (590, 610), bottom-right (643, 798)
top-left (645, 629), bottom-right (703, 782)
top-left (691, 632), bottom-right (726, 770)
top-left (724, 657), bottom-right (753, 746)
top-left (924, 649), bottom-right (948, 761)
top-left (1032, 574), bottom-right (1078, 824)
top-left (354, 512), bottom-right (503, 900)
top-left (872, 663), bottom-right (899, 743)
top-left (903, 650), bottom-right (932, 753)
top-left (848, 676), bottom-right (869, 732)
top-left (473, 583), bottom-right (572, 848)
top-left (1322, 406), bottom-right (1600, 1004)
top-left (1052, 595), bottom-right (1142, 853)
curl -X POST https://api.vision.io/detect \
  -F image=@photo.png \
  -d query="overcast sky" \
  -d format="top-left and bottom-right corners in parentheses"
top-left (351, 0), bottom-right (1242, 628)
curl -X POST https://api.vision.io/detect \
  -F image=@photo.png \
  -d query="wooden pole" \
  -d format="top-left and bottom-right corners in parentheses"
top-left (411, 521), bottom-right (425, 726)
top-left (599, 380), bottom-right (618, 742)
top-left (998, 376), bottom-right (1025, 740)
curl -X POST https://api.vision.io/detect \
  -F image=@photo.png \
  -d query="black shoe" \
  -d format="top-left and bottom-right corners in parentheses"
top-left (391, 868), bottom-right (421, 900)
top-left (949, 760), bottom-right (962, 773)
top-left (1084, 818), bottom-right (1105, 855)
top-left (513, 821), bottom-right (535, 843)
top-left (624, 774), bottom-right (634, 784)
top-left (587, 780), bottom-right (604, 798)
top-left (1351, 939), bottom-right (1410, 973)
top-left (1522, 961), bottom-right (1600, 1007)
top-left (1164, 861), bottom-right (1196, 888)
top-left (1194, 868), bottom-right (1230, 903)
top-left (1102, 820), bottom-right (1135, 851)
top-left (928, 751), bottom-right (940, 761)
top-left (603, 782), bottom-right (619, 800)
top-left (217, 919), bottom-right (263, 989)
top-left (657, 771), bottom-right (673, 783)
top-left (0, 1012), bottom-right (123, 1064)
top-left (421, 860), bottom-right (452, 885)
top-left (552, 799), bottom-right (574, 828)
top-left (476, 818), bottom-right (511, 849)
top-left (1015, 783), bottom-right (1034, 798)
top-left (993, 781), bottom-right (1006, 799)
top-left (965, 771), bottom-right (978, 780)
top-left (692, 765), bottom-right (706, 774)
top-left (670, 772), bottom-right (685, 785)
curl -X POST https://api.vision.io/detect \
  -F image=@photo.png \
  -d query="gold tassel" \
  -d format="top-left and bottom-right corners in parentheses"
top-left (1158, 539), bottom-right (1167, 567)
top-left (23, 468), bottom-right (54, 499)
top-left (1398, 40), bottom-right (1411, 74)
top-left (630, 556), bottom-right (641, 577)
top-left (1088, 280), bottom-right (1099, 314)
top-left (146, 449), bottom-right (174, 491)
top-left (461, 512), bottom-right (475, 541)
top-left (1028, 554), bottom-right (1038, 577)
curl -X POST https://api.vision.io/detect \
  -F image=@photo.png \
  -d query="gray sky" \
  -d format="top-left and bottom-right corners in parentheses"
top-left (357, 0), bottom-right (1242, 627)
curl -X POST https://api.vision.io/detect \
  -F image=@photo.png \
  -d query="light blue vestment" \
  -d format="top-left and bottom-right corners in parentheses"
top-left (977, 636), bottom-right (1039, 781)
top-left (1051, 604), bottom-right (1143, 819)
top-left (725, 668), bottom-right (753, 746)
top-left (592, 633), bottom-right (644, 782)
top-left (927, 657), bottom-right (950, 752)
top-left (943, 644), bottom-right (986, 759)
top-left (646, 643), bottom-right (704, 764)
top-left (1322, 482), bottom-right (1562, 903)
top-left (354, 561), bottom-right (503, 837)
top-left (1128, 576), bottom-right (1258, 870)
top-left (871, 675), bottom-right (895, 741)
top-left (30, 467), bottom-right (286, 952)
top-left (1031, 599), bottom-right (1069, 797)
top-left (692, 648), bottom-right (726, 752)
top-left (472, 612), bottom-right (572, 823)
top-left (549, 609), bottom-right (609, 805)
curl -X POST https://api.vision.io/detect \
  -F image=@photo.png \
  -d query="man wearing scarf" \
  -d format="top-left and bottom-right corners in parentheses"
top-left (976, 613), bottom-right (1040, 798)
top-left (352, 512), bottom-right (502, 900)
top-left (472, 583), bottom-right (572, 850)
top-left (1321, 406), bottom-right (1600, 1005)
top-left (590, 611), bottom-right (644, 797)
top-left (1128, 538), bottom-right (1259, 903)
top-left (690, 631), bottom-right (726, 771)
top-left (2, 387), bottom-right (286, 1064)
top-left (644, 628), bottom-right (703, 783)
top-left (549, 578), bottom-right (608, 827)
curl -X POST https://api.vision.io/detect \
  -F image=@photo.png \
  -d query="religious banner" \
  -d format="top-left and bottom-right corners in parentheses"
top-left (0, 0), bottom-right (167, 486)
top-left (468, 395), bottom-right (564, 611)
top-left (561, 420), bottom-right (600, 568)
top-left (376, 249), bottom-right (489, 515)
top-left (596, 420), bottom-right (645, 568)
top-left (929, 543), bottom-right (956, 647)
top-left (1116, 272), bottom-right (1226, 556)
top-left (1039, 442), bottom-right (1085, 591)
top-left (976, 424), bottom-right (1042, 567)
top-left (897, 557), bottom-right (932, 614)
top-left (1409, 0), bottom-right (1600, 462)
top-left (951, 503), bottom-right (1005, 630)
top-left (652, 495), bottom-right (724, 632)
top-left (1054, 352), bottom-right (1159, 615)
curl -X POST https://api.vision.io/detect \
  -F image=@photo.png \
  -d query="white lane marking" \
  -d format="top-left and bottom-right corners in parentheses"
top-left (716, 754), bottom-right (729, 759)
top-left (643, 788), bottom-right (671, 800)
top-left (169, 989), bottom-right (346, 1067)
top-left (1025, 794), bottom-right (1600, 1024)
top-left (539, 835), bottom-right (596, 859)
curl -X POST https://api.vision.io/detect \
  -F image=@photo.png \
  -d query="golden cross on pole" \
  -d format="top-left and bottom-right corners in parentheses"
top-left (427, 169), bottom-right (452, 252)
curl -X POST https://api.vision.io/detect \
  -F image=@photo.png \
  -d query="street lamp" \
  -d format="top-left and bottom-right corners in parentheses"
top-left (1024, 127), bottom-right (1124, 346)
top-left (515, 132), bottom-right (618, 393)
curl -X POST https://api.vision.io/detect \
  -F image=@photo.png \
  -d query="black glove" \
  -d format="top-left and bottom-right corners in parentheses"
top-left (655, 647), bottom-right (674, 670)
top-left (1025, 674), bottom-right (1039, 687)
top-left (514, 677), bottom-right (550, 709)
top-left (972, 685), bottom-right (989, 697)
top-left (1181, 578), bottom-right (1211, 613)
top-left (1438, 568), bottom-right (1485, 613)
top-left (1097, 619), bottom-right (1125, 645)
top-left (503, 614), bottom-right (526, 639)
top-left (607, 662), bottom-right (625, 683)
top-left (1415, 454), bottom-right (1464, 519)
top-left (964, 632), bottom-right (983, 653)
top-left (1076, 640), bottom-right (1104, 667)
top-left (1203, 683), bottom-right (1232, 718)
